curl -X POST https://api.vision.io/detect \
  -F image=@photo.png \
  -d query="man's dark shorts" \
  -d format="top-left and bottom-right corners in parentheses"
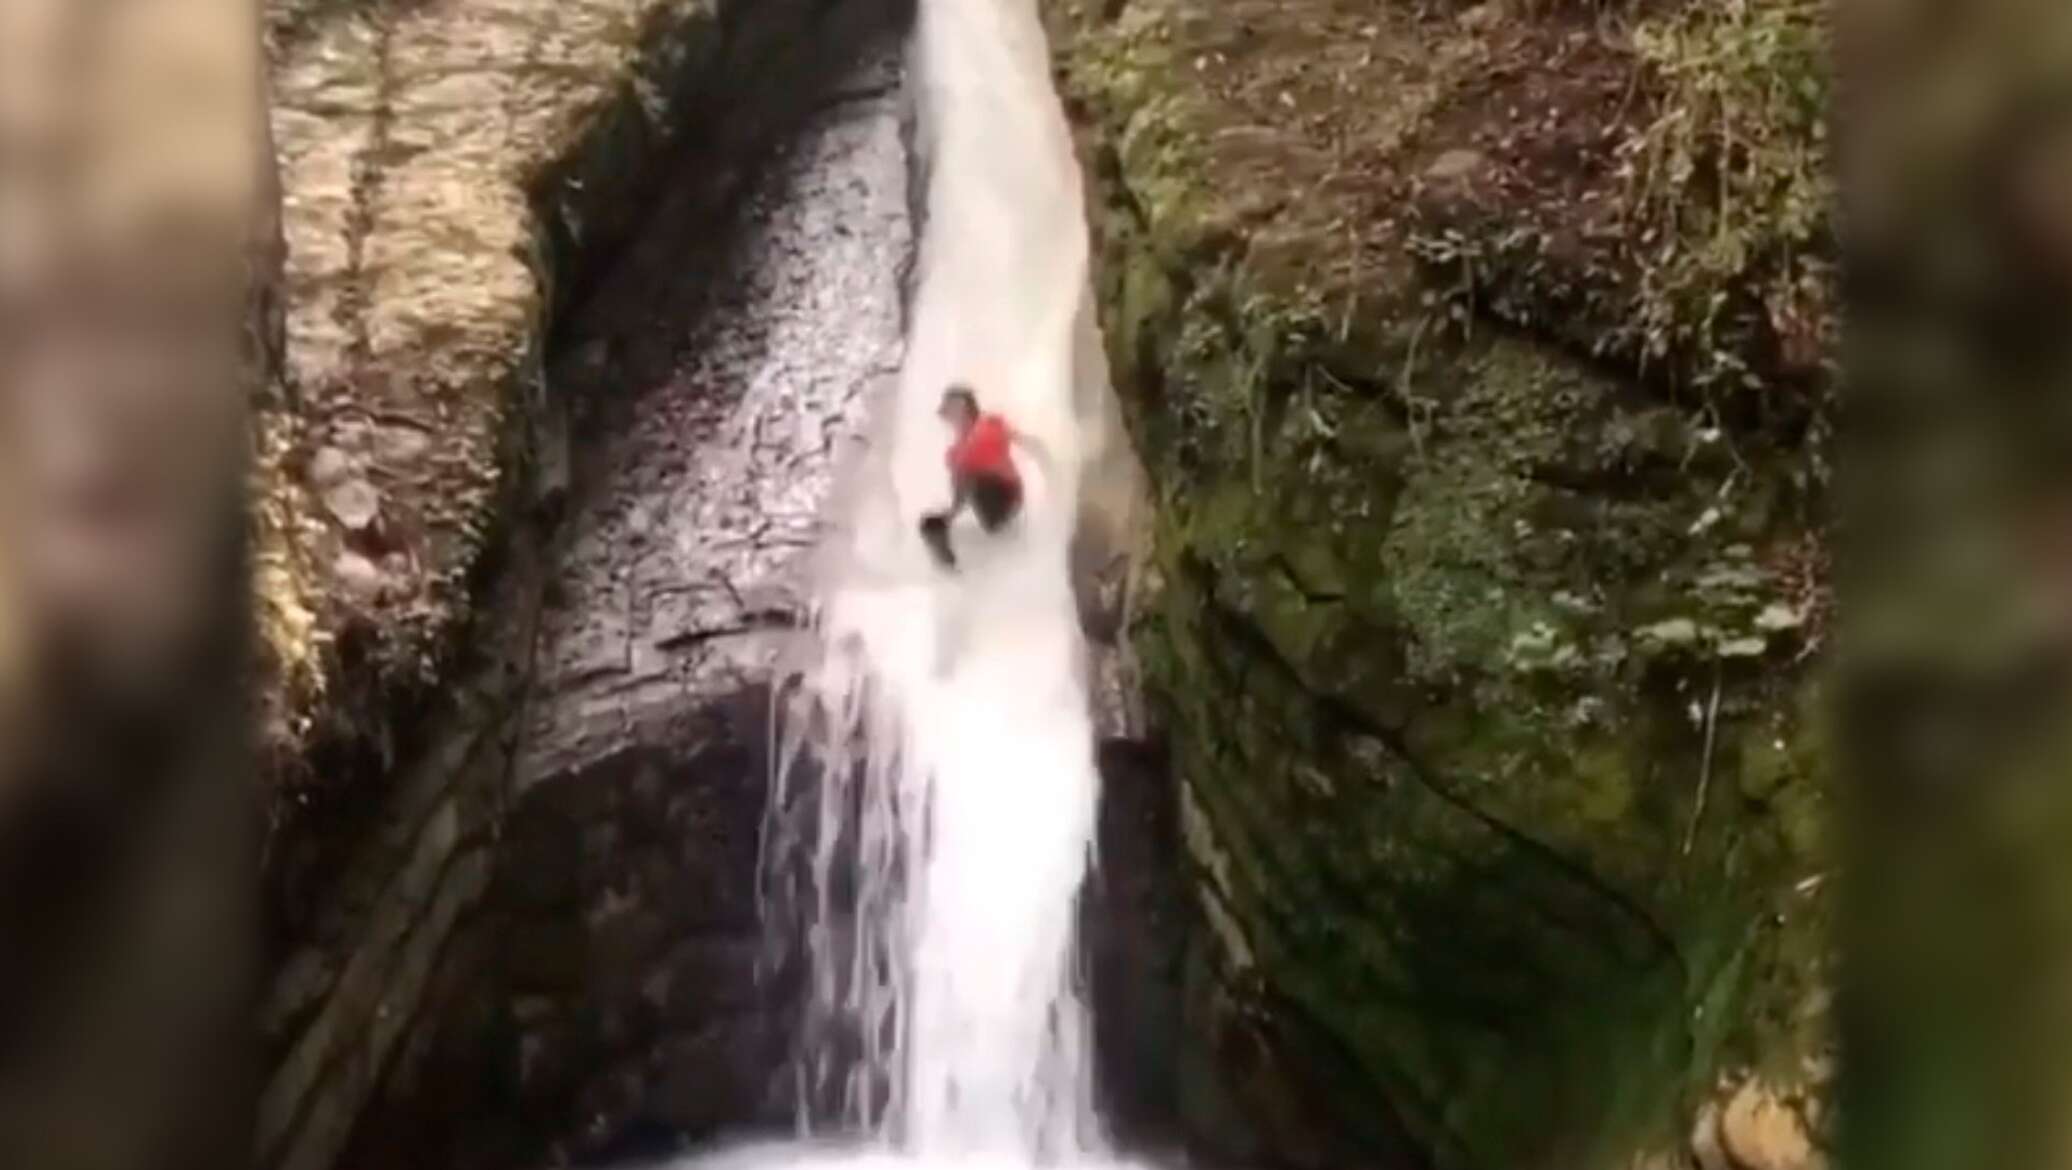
top-left (970, 473), bottom-right (1020, 533)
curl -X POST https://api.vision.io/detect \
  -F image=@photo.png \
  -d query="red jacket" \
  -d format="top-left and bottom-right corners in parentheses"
top-left (948, 414), bottom-right (1020, 486)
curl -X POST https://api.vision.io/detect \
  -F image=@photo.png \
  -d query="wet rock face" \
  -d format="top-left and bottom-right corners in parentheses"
top-left (466, 728), bottom-right (781, 1165)
top-left (255, 1), bottom-right (915, 1167)
top-left (1083, 738), bottom-right (1189, 1154)
top-left (482, 43), bottom-right (914, 1162)
top-left (518, 39), bottom-right (911, 794)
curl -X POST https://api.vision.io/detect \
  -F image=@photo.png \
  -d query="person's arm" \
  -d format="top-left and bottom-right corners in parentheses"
top-left (1008, 426), bottom-right (1057, 480)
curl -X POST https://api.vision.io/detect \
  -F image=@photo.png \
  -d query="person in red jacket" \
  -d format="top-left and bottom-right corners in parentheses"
top-left (920, 385), bottom-right (1046, 569)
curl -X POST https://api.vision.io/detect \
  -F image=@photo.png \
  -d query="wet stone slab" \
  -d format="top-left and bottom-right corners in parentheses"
top-left (519, 47), bottom-right (913, 798)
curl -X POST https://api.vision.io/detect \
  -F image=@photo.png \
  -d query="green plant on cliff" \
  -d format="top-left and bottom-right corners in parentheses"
top-left (1619, 0), bottom-right (1834, 396)
top-left (1632, 549), bottom-right (1811, 664)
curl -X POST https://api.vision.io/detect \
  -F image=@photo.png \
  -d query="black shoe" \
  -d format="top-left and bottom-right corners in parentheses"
top-left (920, 515), bottom-right (957, 569)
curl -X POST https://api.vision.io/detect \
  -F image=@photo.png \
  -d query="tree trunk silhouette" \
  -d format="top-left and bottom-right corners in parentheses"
top-left (1840, 4), bottom-right (2072, 1169)
top-left (0, 0), bottom-right (277, 1166)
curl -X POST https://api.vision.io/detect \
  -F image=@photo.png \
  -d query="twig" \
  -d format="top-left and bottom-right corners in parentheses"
top-left (1339, 213), bottom-right (1362, 343)
top-left (1246, 349), bottom-right (1268, 496)
top-left (1395, 315), bottom-right (1432, 457)
top-left (1683, 661), bottom-right (1724, 857)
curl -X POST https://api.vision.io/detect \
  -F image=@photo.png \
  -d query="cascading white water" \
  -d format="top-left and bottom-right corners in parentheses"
top-left (752, 0), bottom-right (1129, 1165)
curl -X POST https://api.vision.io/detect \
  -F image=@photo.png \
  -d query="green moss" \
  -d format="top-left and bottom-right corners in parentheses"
top-left (1109, 245), bottom-right (1831, 1167)
top-left (1062, 0), bottom-right (1833, 1163)
top-left (1738, 724), bottom-right (1795, 802)
top-left (1143, 548), bottom-right (1706, 1168)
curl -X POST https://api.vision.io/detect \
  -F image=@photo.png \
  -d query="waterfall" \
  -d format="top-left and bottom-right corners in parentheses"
top-left (755, 0), bottom-right (1125, 1164)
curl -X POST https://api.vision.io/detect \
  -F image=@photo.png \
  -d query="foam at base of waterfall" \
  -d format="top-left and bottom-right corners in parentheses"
top-left (658, 1139), bottom-right (1152, 1170)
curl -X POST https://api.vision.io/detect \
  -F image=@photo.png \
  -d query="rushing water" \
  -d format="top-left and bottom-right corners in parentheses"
top-left (745, 0), bottom-right (1131, 1166)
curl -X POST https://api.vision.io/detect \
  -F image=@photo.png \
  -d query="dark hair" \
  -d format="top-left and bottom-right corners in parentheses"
top-left (940, 384), bottom-right (978, 414)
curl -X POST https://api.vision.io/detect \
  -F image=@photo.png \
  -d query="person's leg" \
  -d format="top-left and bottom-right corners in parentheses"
top-left (920, 515), bottom-right (955, 568)
top-left (919, 480), bottom-right (969, 568)
top-left (970, 475), bottom-right (1021, 533)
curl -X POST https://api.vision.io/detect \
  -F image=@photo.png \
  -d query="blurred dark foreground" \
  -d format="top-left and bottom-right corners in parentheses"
top-left (1840, 3), bottom-right (2072, 1169)
top-left (0, 0), bottom-right (270, 1166)
top-left (3, 0), bottom-right (2072, 1168)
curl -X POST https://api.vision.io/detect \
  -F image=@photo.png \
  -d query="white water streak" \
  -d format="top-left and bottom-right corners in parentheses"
top-left (761, 0), bottom-right (1121, 1165)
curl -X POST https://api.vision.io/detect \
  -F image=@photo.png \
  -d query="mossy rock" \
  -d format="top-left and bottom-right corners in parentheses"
top-left (1049, 0), bottom-right (1834, 1165)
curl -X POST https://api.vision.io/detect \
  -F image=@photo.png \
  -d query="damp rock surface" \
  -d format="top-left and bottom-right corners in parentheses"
top-left (519, 46), bottom-right (911, 790)
top-left (478, 57), bottom-right (915, 1162)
